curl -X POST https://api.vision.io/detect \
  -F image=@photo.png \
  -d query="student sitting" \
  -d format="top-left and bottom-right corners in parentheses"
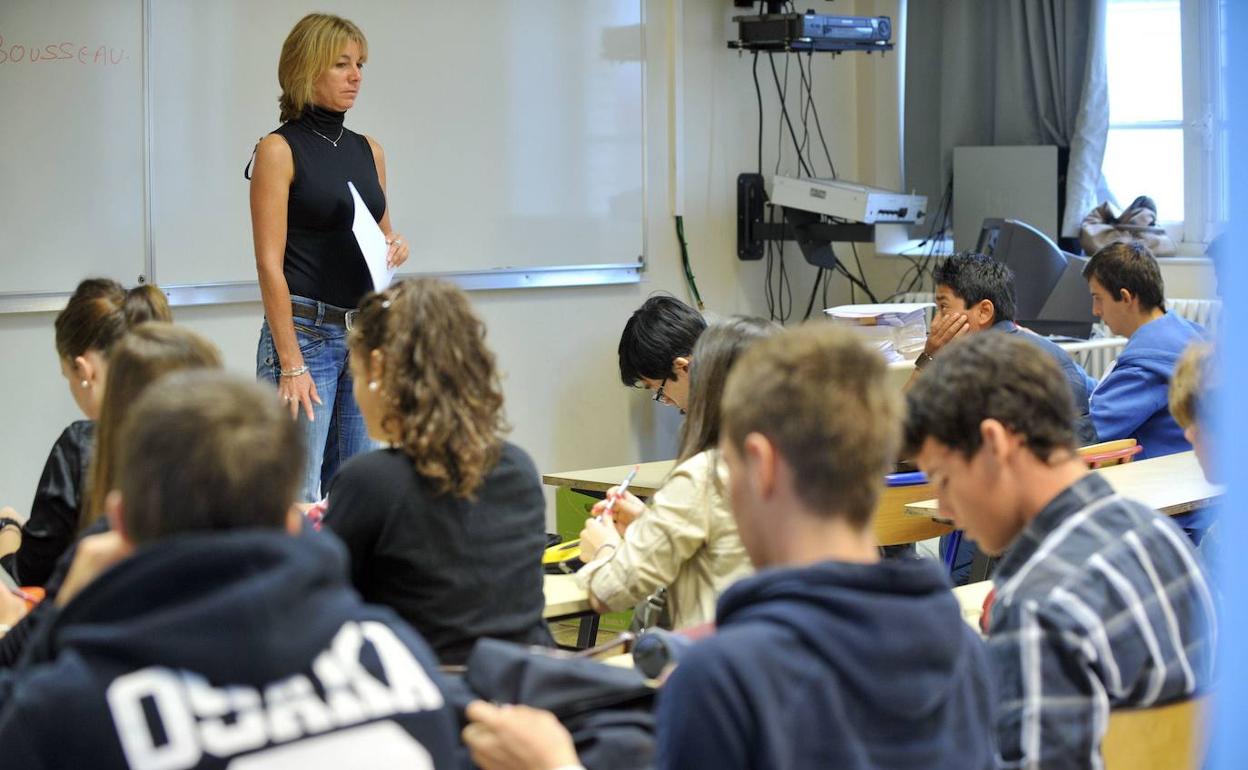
top-left (1084, 241), bottom-right (1204, 458)
top-left (912, 252), bottom-right (1097, 444)
top-left (0, 279), bottom-right (171, 587)
top-left (463, 325), bottom-right (997, 770)
top-left (906, 333), bottom-right (1216, 770)
top-left (617, 295), bottom-right (706, 411)
top-left (576, 317), bottom-right (774, 630)
top-left (322, 278), bottom-right (552, 666)
top-left (0, 323), bottom-right (222, 668)
top-left (0, 372), bottom-right (461, 768)
top-left (1170, 342), bottom-right (1220, 569)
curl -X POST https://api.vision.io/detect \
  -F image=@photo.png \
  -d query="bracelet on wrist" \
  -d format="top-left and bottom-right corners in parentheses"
top-left (595, 543), bottom-right (617, 560)
top-left (0, 517), bottom-right (22, 534)
top-left (279, 365), bottom-right (310, 378)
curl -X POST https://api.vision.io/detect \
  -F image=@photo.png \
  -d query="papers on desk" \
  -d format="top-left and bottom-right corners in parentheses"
top-left (825, 303), bottom-right (933, 362)
top-left (348, 181), bottom-right (394, 291)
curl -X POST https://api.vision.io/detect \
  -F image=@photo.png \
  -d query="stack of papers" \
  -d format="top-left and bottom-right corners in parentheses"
top-left (824, 303), bottom-right (934, 362)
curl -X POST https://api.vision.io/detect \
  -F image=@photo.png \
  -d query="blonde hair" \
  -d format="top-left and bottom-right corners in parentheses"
top-left (1170, 342), bottom-right (1214, 429)
top-left (722, 325), bottom-right (901, 528)
top-left (277, 13), bottom-right (368, 122)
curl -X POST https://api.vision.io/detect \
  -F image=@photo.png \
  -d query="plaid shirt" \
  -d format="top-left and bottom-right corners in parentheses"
top-left (986, 473), bottom-right (1216, 770)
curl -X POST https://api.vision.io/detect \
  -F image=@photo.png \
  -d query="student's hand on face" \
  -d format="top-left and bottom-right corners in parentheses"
top-left (55, 531), bottom-right (133, 608)
top-left (924, 312), bottom-right (970, 357)
top-left (590, 487), bottom-right (644, 534)
top-left (462, 701), bottom-right (580, 770)
top-left (0, 587), bottom-right (28, 629)
top-left (578, 514), bottom-right (621, 563)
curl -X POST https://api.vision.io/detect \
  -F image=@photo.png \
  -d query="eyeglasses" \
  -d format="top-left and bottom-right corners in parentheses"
top-left (652, 378), bottom-right (668, 404)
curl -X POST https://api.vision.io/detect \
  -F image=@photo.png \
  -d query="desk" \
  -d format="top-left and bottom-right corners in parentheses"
top-left (546, 460), bottom-right (951, 547)
top-left (542, 460), bottom-right (675, 497)
top-left (544, 574), bottom-right (591, 618)
top-left (543, 573), bottom-right (598, 649)
top-left (905, 451), bottom-right (1222, 521)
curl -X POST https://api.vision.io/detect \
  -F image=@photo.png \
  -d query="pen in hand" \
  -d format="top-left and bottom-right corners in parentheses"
top-left (596, 465), bottom-right (640, 524)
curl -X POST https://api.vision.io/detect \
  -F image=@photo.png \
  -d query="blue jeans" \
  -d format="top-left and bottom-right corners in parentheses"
top-left (256, 296), bottom-right (374, 502)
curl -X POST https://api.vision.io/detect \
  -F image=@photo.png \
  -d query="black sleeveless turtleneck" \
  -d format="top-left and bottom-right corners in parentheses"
top-left (272, 106), bottom-right (386, 310)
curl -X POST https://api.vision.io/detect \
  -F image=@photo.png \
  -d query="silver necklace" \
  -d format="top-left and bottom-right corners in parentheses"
top-left (308, 126), bottom-right (345, 147)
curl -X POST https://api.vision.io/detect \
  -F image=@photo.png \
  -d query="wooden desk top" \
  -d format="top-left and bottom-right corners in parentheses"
top-left (905, 451), bottom-right (1222, 520)
top-left (543, 573), bottom-right (591, 619)
top-left (542, 459), bottom-right (676, 497)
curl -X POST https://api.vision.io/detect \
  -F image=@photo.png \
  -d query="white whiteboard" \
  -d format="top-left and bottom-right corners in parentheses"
top-left (148, 0), bottom-right (645, 288)
top-left (0, 0), bottom-right (146, 296)
top-left (1, 0), bottom-right (644, 308)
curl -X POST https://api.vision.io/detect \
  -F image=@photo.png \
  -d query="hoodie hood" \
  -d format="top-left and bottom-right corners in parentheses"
top-left (1117, 312), bottom-right (1204, 378)
top-left (44, 530), bottom-right (365, 681)
top-left (715, 557), bottom-right (977, 720)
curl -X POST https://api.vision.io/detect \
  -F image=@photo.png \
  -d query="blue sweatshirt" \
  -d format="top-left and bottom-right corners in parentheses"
top-left (653, 558), bottom-right (996, 770)
top-left (1091, 312), bottom-right (1204, 459)
top-left (0, 530), bottom-right (464, 770)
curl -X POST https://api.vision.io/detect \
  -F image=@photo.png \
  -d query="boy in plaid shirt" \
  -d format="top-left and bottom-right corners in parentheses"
top-left (906, 333), bottom-right (1216, 769)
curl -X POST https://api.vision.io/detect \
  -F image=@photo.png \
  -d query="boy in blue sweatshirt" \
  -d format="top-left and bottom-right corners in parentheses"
top-left (463, 326), bottom-right (996, 770)
top-left (0, 373), bottom-right (462, 770)
top-left (1084, 241), bottom-right (1204, 459)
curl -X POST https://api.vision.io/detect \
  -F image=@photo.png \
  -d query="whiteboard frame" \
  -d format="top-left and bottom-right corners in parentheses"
top-left (0, 262), bottom-right (645, 314)
top-left (0, 0), bottom-right (647, 314)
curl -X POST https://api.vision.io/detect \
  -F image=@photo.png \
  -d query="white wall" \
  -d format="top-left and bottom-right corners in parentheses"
top-left (0, 0), bottom-right (909, 523)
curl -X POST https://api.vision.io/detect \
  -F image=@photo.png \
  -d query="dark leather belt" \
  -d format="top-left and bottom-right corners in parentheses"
top-left (291, 301), bottom-right (359, 330)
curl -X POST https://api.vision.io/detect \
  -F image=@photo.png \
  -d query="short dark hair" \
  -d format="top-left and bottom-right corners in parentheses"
top-left (618, 295), bottom-right (707, 386)
top-left (933, 252), bottom-right (1017, 324)
top-left (903, 333), bottom-right (1077, 461)
top-left (722, 325), bottom-right (900, 529)
top-left (118, 371), bottom-right (304, 544)
top-left (1082, 242), bottom-right (1166, 311)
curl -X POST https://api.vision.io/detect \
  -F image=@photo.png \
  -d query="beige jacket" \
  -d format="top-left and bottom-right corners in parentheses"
top-left (576, 449), bottom-right (753, 630)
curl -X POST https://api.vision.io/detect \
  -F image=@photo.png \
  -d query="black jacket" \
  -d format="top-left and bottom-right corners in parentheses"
top-left (1, 420), bottom-right (93, 587)
top-left (0, 529), bottom-right (463, 769)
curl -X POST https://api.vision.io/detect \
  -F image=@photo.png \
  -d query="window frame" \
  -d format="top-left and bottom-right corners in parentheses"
top-left (1104, 0), bottom-right (1225, 248)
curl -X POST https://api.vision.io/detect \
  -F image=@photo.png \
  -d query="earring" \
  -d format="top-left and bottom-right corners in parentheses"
top-left (81, 380), bottom-right (90, 389)
top-left (368, 381), bottom-right (380, 392)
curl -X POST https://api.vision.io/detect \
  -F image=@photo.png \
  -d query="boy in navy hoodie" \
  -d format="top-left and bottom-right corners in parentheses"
top-left (0, 373), bottom-right (462, 769)
top-left (462, 326), bottom-right (996, 770)
top-left (1084, 241), bottom-right (1204, 459)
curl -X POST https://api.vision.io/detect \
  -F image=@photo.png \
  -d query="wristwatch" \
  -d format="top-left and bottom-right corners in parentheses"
top-left (914, 352), bottom-right (935, 370)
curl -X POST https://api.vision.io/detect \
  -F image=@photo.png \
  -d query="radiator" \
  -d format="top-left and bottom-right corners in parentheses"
top-left (893, 294), bottom-right (1219, 382)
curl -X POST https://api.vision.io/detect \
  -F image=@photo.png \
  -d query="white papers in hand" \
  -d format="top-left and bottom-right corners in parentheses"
top-left (348, 181), bottom-right (394, 291)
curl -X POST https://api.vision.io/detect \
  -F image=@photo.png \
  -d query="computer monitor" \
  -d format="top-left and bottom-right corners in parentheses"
top-left (982, 218), bottom-right (1097, 339)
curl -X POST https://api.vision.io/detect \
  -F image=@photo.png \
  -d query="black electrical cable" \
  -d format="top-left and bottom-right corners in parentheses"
top-left (802, 268), bottom-right (825, 320)
top-left (767, 52), bottom-right (812, 177)
top-left (798, 51), bottom-right (839, 179)
top-left (752, 52), bottom-right (764, 175)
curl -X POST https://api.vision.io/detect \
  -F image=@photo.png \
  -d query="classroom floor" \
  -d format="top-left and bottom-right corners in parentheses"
top-left (550, 619), bottom-right (621, 649)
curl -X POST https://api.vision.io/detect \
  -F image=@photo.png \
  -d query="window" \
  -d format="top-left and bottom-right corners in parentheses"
top-left (1102, 0), bottom-right (1226, 244)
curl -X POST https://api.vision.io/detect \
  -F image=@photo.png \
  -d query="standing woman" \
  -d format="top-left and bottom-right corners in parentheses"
top-left (250, 13), bottom-right (409, 501)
